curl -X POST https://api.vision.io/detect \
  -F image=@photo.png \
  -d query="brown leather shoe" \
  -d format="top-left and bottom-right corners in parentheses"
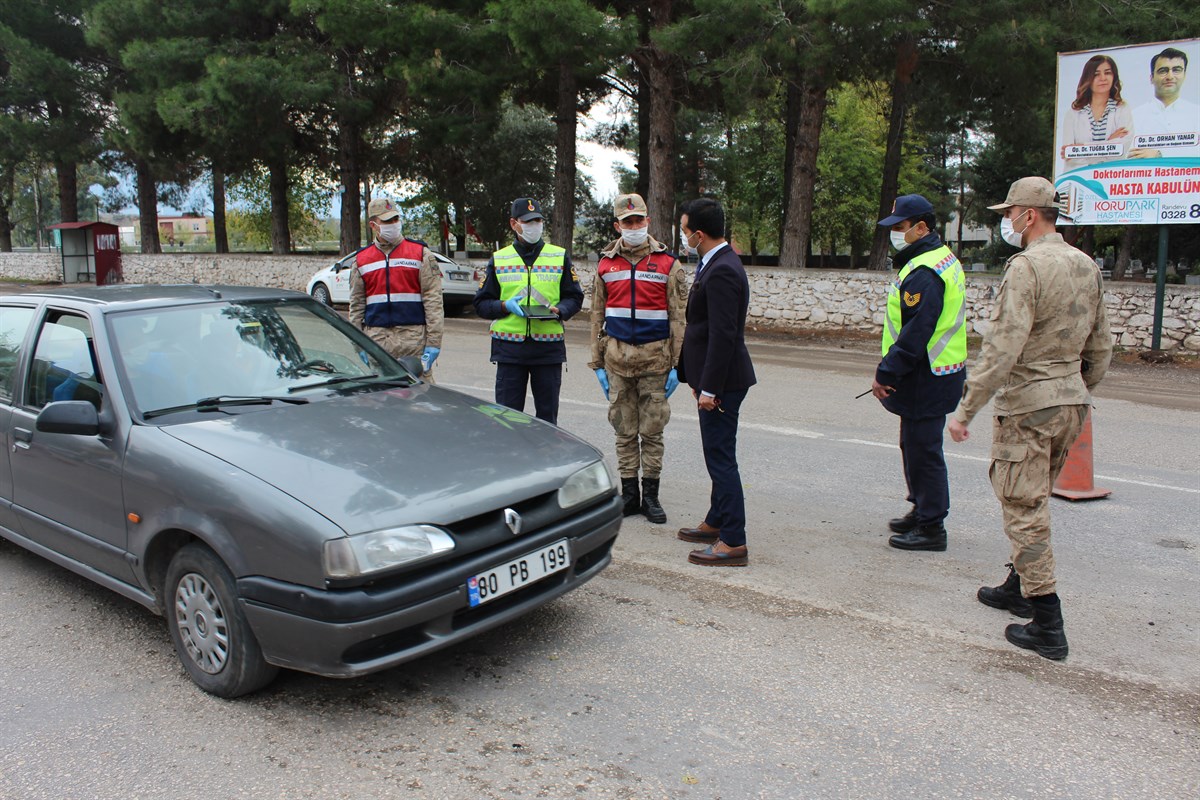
top-left (678, 522), bottom-right (720, 543)
top-left (687, 542), bottom-right (748, 567)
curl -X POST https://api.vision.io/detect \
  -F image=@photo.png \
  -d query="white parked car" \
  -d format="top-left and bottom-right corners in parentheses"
top-left (306, 251), bottom-right (480, 313)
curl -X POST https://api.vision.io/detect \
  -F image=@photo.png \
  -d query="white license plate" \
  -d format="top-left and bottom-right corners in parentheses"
top-left (467, 539), bottom-right (570, 607)
top-left (447, 271), bottom-right (470, 281)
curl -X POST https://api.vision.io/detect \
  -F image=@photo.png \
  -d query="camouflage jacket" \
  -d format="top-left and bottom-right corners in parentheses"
top-left (588, 235), bottom-right (688, 377)
top-left (953, 232), bottom-right (1113, 425)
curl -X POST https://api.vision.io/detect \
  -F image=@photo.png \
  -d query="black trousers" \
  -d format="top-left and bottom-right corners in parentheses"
top-left (899, 414), bottom-right (950, 527)
top-left (698, 388), bottom-right (749, 547)
top-left (495, 362), bottom-right (563, 425)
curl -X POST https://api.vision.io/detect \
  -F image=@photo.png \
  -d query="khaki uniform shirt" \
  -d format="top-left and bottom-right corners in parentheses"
top-left (348, 240), bottom-right (444, 355)
top-left (587, 235), bottom-right (688, 377)
top-left (953, 232), bottom-right (1113, 425)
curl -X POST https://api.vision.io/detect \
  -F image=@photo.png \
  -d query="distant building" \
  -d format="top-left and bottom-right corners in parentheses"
top-left (942, 212), bottom-right (991, 250)
top-left (109, 215), bottom-right (212, 248)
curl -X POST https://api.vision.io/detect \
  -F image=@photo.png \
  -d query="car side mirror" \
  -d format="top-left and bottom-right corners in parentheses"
top-left (36, 401), bottom-right (101, 436)
top-left (397, 355), bottom-right (424, 378)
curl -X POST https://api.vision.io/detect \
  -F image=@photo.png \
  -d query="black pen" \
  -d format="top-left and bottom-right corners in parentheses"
top-left (855, 388), bottom-right (872, 399)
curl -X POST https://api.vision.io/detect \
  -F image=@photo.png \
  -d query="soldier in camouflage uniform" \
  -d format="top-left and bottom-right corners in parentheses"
top-left (589, 194), bottom-right (688, 523)
top-left (948, 177), bottom-right (1113, 661)
top-left (349, 197), bottom-right (444, 381)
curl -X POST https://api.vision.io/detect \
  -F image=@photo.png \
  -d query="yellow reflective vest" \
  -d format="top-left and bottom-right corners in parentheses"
top-left (882, 246), bottom-right (967, 374)
top-left (489, 243), bottom-right (567, 342)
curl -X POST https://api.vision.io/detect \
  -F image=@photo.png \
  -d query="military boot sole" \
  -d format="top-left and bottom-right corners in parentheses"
top-left (641, 504), bottom-right (667, 524)
top-left (1005, 623), bottom-right (1068, 660)
top-left (977, 587), bottom-right (1034, 618)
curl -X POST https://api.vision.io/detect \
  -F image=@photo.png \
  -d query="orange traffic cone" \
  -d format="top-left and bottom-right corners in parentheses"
top-left (1052, 410), bottom-right (1111, 501)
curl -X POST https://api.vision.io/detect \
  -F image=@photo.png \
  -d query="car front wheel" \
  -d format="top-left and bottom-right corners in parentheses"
top-left (311, 283), bottom-right (332, 306)
top-left (165, 543), bottom-right (278, 698)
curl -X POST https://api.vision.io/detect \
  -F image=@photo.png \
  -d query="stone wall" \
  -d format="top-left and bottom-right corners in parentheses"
top-left (2, 252), bottom-right (1197, 353)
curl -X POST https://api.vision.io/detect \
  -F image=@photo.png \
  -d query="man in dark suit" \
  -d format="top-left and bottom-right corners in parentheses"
top-left (675, 198), bottom-right (757, 567)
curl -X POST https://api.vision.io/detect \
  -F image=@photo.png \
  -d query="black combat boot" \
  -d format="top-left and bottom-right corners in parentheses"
top-left (888, 523), bottom-right (947, 551)
top-left (977, 563), bottom-right (1034, 618)
top-left (621, 477), bottom-right (641, 517)
top-left (887, 506), bottom-right (918, 533)
top-left (640, 477), bottom-right (667, 524)
top-left (1005, 593), bottom-right (1068, 660)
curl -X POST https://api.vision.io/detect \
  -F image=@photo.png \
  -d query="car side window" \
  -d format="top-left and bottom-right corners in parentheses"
top-left (0, 305), bottom-right (36, 403)
top-left (25, 311), bottom-right (104, 411)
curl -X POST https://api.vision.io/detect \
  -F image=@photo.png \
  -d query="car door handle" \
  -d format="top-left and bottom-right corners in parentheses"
top-left (13, 427), bottom-right (33, 448)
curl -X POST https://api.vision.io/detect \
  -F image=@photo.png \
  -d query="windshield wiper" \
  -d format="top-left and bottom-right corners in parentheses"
top-left (288, 373), bottom-right (379, 393)
top-left (142, 395), bottom-right (308, 419)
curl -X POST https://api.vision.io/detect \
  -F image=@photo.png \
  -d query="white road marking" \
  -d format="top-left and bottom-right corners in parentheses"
top-left (440, 383), bottom-right (1199, 495)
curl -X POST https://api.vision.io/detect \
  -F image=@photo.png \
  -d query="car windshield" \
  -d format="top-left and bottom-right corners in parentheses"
top-left (109, 298), bottom-right (411, 417)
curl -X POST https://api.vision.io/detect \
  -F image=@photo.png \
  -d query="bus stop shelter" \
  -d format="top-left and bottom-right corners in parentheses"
top-left (47, 221), bottom-right (123, 285)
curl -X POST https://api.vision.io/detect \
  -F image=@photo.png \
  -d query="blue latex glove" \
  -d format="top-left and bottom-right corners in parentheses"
top-left (594, 368), bottom-right (610, 400)
top-left (421, 346), bottom-right (440, 371)
top-left (665, 368), bottom-right (679, 398)
top-left (505, 298), bottom-right (526, 317)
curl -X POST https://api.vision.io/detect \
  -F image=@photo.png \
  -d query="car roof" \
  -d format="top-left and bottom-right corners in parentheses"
top-left (0, 284), bottom-right (309, 313)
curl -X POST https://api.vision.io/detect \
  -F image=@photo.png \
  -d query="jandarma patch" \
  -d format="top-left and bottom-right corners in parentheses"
top-left (904, 291), bottom-right (921, 307)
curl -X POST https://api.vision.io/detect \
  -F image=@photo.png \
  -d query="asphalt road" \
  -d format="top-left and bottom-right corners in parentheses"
top-left (2, 316), bottom-right (1197, 799)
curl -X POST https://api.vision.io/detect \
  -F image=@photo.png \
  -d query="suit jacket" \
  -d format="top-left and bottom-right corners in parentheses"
top-left (678, 244), bottom-right (756, 395)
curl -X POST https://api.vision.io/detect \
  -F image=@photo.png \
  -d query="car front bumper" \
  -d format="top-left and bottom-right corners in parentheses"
top-left (237, 495), bottom-right (622, 678)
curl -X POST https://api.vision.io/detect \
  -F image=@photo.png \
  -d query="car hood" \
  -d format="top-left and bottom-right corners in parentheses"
top-left (161, 383), bottom-right (604, 533)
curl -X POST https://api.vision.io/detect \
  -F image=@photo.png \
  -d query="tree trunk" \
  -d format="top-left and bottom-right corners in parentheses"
top-left (634, 47), bottom-right (650, 202)
top-left (1113, 224), bottom-right (1134, 281)
top-left (56, 159), bottom-right (78, 223)
top-left (0, 165), bottom-right (13, 252)
top-left (780, 79), bottom-right (801, 253)
top-left (552, 60), bottom-right (577, 257)
top-left (868, 34), bottom-right (919, 271)
top-left (212, 168), bottom-right (229, 253)
top-left (135, 159), bottom-right (161, 254)
top-left (779, 75), bottom-right (828, 269)
top-left (338, 119), bottom-right (362, 256)
top-left (640, 1), bottom-right (676, 244)
top-left (453, 199), bottom-right (466, 253)
top-left (1080, 226), bottom-right (1095, 258)
top-left (268, 159), bottom-right (291, 255)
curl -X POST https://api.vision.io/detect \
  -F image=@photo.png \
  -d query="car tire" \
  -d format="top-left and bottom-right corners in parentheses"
top-left (311, 283), bottom-right (332, 306)
top-left (165, 543), bottom-right (278, 698)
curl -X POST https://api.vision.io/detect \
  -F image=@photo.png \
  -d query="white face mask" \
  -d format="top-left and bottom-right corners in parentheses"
top-left (889, 230), bottom-right (910, 251)
top-left (1000, 211), bottom-right (1029, 248)
top-left (680, 230), bottom-right (699, 256)
top-left (376, 220), bottom-right (402, 244)
top-left (518, 221), bottom-right (543, 244)
top-left (621, 226), bottom-right (649, 247)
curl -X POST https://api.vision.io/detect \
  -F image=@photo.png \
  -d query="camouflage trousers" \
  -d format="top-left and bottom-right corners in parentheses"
top-left (989, 404), bottom-right (1088, 597)
top-left (363, 324), bottom-right (435, 382)
top-left (607, 372), bottom-right (671, 478)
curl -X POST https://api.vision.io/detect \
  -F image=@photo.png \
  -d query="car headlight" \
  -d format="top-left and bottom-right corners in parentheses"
top-left (323, 525), bottom-right (455, 579)
top-left (557, 461), bottom-right (614, 509)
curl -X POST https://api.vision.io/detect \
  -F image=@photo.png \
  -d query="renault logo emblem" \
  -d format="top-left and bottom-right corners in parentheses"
top-left (504, 508), bottom-right (522, 535)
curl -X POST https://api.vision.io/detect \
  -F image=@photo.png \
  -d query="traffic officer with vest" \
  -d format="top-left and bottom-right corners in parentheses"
top-left (349, 197), bottom-right (444, 378)
top-left (473, 197), bottom-right (584, 425)
top-left (588, 193), bottom-right (688, 523)
top-left (872, 194), bottom-right (967, 552)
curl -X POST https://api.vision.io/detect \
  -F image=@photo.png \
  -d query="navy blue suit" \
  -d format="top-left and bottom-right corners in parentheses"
top-left (678, 244), bottom-right (756, 547)
top-left (875, 233), bottom-right (966, 527)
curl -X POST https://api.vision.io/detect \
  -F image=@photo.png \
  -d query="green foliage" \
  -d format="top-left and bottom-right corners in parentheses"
top-left (227, 168), bottom-right (331, 250)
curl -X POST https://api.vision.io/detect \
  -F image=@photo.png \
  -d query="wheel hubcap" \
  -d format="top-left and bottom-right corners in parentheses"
top-left (175, 573), bottom-right (229, 674)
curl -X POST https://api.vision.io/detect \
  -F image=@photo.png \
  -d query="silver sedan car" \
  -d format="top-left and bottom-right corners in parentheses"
top-left (0, 285), bottom-right (621, 697)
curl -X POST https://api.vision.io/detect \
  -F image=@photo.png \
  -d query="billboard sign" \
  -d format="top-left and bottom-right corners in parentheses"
top-left (1053, 39), bottom-right (1200, 225)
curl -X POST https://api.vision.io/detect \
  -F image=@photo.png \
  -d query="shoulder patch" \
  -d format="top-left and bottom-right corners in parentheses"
top-left (903, 291), bottom-right (921, 307)
top-left (570, 268), bottom-right (580, 283)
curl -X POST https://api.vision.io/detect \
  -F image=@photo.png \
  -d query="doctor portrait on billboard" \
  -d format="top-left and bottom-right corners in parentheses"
top-left (1058, 54), bottom-right (1136, 170)
top-left (1128, 46), bottom-right (1200, 159)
